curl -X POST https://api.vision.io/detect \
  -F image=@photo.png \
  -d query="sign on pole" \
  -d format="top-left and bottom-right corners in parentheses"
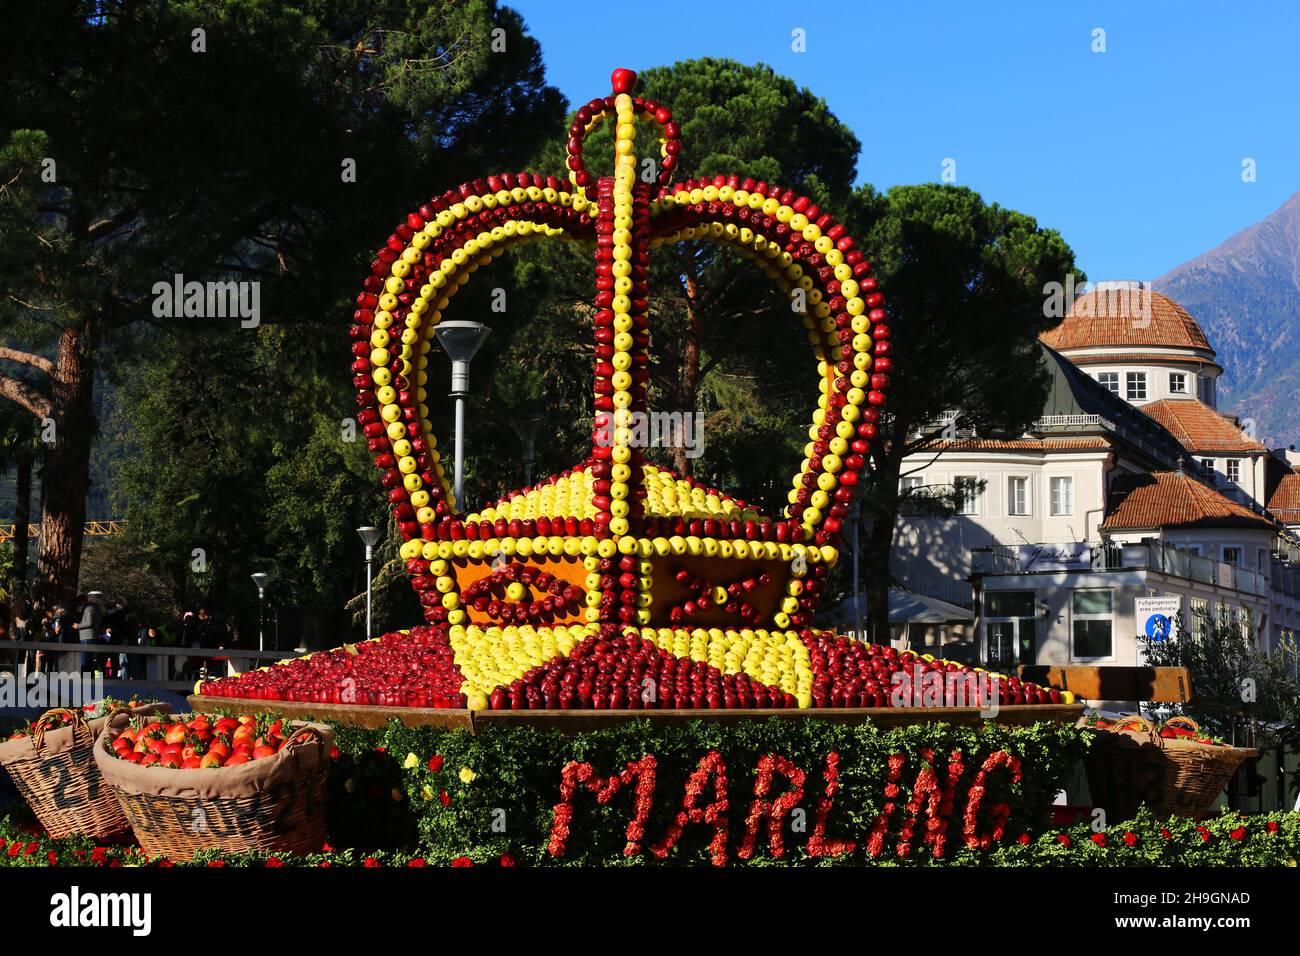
top-left (1135, 596), bottom-right (1183, 643)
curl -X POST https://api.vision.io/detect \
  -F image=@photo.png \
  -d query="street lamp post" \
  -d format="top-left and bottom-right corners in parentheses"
top-left (433, 320), bottom-right (491, 510)
top-left (356, 526), bottom-right (382, 639)
top-left (510, 408), bottom-right (545, 487)
top-left (250, 572), bottom-right (270, 656)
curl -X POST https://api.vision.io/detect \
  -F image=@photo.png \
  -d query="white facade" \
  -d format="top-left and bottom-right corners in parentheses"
top-left (891, 292), bottom-right (1300, 678)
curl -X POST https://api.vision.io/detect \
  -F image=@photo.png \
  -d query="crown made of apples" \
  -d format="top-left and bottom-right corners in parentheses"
top-left (349, 69), bottom-right (890, 633)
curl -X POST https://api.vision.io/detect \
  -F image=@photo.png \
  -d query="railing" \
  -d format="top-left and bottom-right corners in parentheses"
top-left (0, 640), bottom-right (299, 694)
top-left (1030, 414), bottom-right (1113, 430)
top-left (0, 519), bottom-right (125, 542)
top-left (973, 540), bottom-right (1270, 598)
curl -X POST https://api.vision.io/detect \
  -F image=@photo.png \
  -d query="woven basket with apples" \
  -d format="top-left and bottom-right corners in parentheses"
top-left (1081, 714), bottom-right (1255, 820)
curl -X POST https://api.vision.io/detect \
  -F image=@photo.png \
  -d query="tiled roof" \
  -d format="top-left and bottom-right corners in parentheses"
top-left (1267, 467), bottom-right (1300, 524)
top-left (918, 437), bottom-right (1113, 452)
top-left (1066, 353), bottom-right (1222, 370)
top-left (1102, 471), bottom-right (1274, 531)
top-left (1041, 288), bottom-right (1215, 354)
top-left (1139, 399), bottom-right (1267, 453)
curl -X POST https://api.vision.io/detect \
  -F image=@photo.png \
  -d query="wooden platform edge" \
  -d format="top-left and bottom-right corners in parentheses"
top-left (189, 695), bottom-right (1083, 734)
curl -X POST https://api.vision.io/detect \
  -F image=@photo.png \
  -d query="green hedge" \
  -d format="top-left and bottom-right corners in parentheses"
top-left (3, 716), bottom-right (1298, 867)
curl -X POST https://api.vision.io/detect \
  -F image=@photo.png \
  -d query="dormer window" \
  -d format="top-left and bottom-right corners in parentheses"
top-left (1126, 372), bottom-right (1147, 401)
top-left (1169, 372), bottom-right (1188, 395)
top-left (1096, 372), bottom-right (1119, 394)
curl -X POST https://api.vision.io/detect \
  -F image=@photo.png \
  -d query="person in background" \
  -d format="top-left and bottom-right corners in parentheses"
top-left (72, 594), bottom-right (102, 674)
top-left (11, 600), bottom-right (31, 675)
top-left (104, 623), bottom-right (126, 679)
top-left (132, 623), bottom-right (157, 681)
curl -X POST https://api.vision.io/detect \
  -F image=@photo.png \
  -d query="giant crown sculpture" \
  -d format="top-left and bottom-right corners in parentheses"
top-left (346, 69), bottom-right (892, 708)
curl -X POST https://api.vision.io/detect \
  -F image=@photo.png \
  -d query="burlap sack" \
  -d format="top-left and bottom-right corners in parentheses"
top-left (0, 703), bottom-right (172, 766)
top-left (93, 712), bottom-right (332, 799)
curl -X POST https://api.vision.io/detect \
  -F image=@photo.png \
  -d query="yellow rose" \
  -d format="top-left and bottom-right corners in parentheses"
top-left (403, 752), bottom-right (420, 770)
top-left (421, 785), bottom-right (434, 802)
top-left (459, 767), bottom-right (477, 784)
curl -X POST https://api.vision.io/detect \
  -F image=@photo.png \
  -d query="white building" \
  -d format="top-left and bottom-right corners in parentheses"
top-left (892, 286), bottom-right (1300, 670)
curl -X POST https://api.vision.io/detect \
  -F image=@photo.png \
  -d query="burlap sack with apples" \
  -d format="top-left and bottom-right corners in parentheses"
top-left (93, 712), bottom-right (332, 799)
top-left (0, 702), bottom-right (172, 765)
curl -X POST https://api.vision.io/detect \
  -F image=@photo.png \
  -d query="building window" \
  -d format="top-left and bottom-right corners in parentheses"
top-left (1201, 459), bottom-right (1216, 480)
top-left (1169, 372), bottom-right (1188, 394)
top-left (1223, 546), bottom-right (1241, 566)
top-left (1191, 598), bottom-right (1209, 640)
top-left (1226, 459), bottom-right (1241, 484)
top-left (954, 476), bottom-right (981, 515)
top-left (1049, 476), bottom-right (1074, 516)
top-left (1126, 372), bottom-right (1148, 401)
top-left (1097, 372), bottom-right (1119, 394)
top-left (899, 475), bottom-right (923, 516)
top-left (984, 591), bottom-right (1036, 668)
top-left (1071, 589), bottom-right (1113, 660)
top-left (1007, 477), bottom-right (1029, 516)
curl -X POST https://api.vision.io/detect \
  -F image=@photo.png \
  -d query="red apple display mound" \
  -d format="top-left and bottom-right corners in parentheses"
top-left (198, 624), bottom-right (1070, 712)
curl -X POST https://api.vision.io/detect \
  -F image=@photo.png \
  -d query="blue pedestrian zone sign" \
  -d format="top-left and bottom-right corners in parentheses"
top-left (1145, 614), bottom-right (1172, 642)
top-left (1135, 597), bottom-right (1182, 643)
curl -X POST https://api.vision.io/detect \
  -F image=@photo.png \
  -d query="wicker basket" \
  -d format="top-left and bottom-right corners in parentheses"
top-left (0, 704), bottom-right (170, 840)
top-left (1082, 715), bottom-right (1256, 820)
top-left (93, 712), bottom-right (333, 862)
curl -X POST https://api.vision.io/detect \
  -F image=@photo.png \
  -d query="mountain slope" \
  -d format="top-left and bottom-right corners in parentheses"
top-left (1153, 191), bottom-right (1300, 448)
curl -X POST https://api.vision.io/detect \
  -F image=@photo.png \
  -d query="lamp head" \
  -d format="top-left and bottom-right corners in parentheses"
top-left (433, 320), bottom-right (491, 364)
top-left (356, 526), bottom-right (382, 548)
top-left (251, 572), bottom-right (270, 591)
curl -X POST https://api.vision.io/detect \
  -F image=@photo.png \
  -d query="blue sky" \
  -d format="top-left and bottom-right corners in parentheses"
top-left (513, 0), bottom-right (1299, 282)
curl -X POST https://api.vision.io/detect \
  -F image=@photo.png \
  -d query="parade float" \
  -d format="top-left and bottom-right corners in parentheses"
top-left (7, 70), bottom-right (1284, 870)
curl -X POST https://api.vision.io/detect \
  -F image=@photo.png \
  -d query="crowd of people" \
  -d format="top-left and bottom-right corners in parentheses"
top-left (0, 597), bottom-right (232, 681)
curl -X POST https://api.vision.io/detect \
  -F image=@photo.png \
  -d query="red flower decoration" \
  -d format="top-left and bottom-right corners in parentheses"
top-left (47, 852), bottom-right (58, 866)
top-left (408, 858), bottom-right (427, 867)
top-left (265, 857), bottom-right (284, 867)
top-left (1091, 832), bottom-right (1107, 847)
top-left (1160, 828), bottom-right (1172, 839)
top-left (1123, 832), bottom-right (1137, 847)
top-left (207, 860), bottom-right (226, 867)
top-left (428, 755), bottom-right (444, 772)
top-left (1267, 820), bottom-right (1280, 833)
top-left (158, 859), bottom-right (174, 868)
top-left (1196, 826), bottom-right (1211, 843)
top-left (1055, 834), bottom-right (1071, 847)
top-left (500, 853), bottom-right (516, 867)
top-left (1017, 833), bottom-right (1030, 845)
top-left (329, 746), bottom-right (341, 760)
top-left (363, 857), bottom-right (381, 867)
top-left (318, 861), bottom-right (332, 867)
top-left (451, 856), bottom-right (474, 867)
top-left (91, 847), bottom-right (107, 865)
top-left (1230, 827), bottom-right (1246, 841)
top-left (8, 843), bottom-right (22, 858)
top-left (439, 789), bottom-right (450, 807)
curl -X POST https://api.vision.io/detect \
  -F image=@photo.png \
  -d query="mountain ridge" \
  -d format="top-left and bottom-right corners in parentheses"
top-left (1152, 190), bottom-right (1300, 449)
